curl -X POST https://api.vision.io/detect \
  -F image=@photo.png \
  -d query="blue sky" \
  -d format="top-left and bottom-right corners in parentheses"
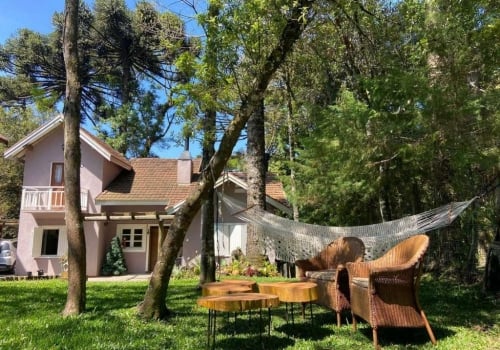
top-left (0, 1), bottom-right (217, 159)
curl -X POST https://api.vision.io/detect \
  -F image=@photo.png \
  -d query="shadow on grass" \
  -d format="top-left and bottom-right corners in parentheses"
top-left (215, 334), bottom-right (295, 349)
top-left (352, 323), bottom-right (455, 348)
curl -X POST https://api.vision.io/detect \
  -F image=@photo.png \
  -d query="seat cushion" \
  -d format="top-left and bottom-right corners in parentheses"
top-left (305, 269), bottom-right (336, 281)
top-left (352, 277), bottom-right (369, 288)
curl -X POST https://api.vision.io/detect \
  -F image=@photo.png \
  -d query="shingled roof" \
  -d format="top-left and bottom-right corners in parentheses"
top-left (96, 159), bottom-right (290, 213)
top-left (96, 158), bottom-right (202, 206)
top-left (223, 172), bottom-right (289, 206)
top-left (4, 115), bottom-right (131, 170)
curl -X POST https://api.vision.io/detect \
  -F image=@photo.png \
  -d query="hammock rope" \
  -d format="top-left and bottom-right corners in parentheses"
top-left (221, 196), bottom-right (476, 262)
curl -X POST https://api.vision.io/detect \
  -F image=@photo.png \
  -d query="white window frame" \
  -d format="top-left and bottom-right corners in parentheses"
top-left (32, 226), bottom-right (67, 258)
top-left (117, 224), bottom-right (146, 252)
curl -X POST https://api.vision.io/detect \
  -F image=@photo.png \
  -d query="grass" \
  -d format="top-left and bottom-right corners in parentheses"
top-left (0, 275), bottom-right (498, 350)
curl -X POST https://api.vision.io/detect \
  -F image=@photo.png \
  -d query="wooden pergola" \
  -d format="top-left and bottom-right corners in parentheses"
top-left (83, 211), bottom-right (175, 243)
top-left (83, 211), bottom-right (174, 222)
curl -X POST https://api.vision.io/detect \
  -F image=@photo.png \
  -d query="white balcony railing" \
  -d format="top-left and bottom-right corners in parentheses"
top-left (21, 186), bottom-right (89, 212)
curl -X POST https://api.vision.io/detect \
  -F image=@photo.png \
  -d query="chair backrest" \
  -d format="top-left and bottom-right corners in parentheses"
top-left (373, 234), bottom-right (429, 268)
top-left (317, 237), bottom-right (366, 269)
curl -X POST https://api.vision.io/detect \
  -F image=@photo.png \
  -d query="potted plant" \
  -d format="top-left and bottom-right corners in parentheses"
top-left (60, 253), bottom-right (68, 279)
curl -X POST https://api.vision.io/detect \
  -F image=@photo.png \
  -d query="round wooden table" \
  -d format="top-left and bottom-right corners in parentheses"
top-left (201, 279), bottom-right (257, 296)
top-left (258, 281), bottom-right (318, 325)
top-left (197, 292), bottom-right (280, 349)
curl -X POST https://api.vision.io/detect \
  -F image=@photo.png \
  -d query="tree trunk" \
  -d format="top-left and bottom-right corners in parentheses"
top-left (199, 2), bottom-right (220, 286)
top-left (246, 98), bottom-right (267, 267)
top-left (284, 73), bottom-right (299, 221)
top-left (62, 0), bottom-right (87, 316)
top-left (200, 186), bottom-right (216, 285)
top-left (200, 110), bottom-right (216, 285)
top-left (137, 0), bottom-right (314, 320)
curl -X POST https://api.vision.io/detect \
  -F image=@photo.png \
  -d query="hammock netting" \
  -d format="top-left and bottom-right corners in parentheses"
top-left (221, 196), bottom-right (476, 262)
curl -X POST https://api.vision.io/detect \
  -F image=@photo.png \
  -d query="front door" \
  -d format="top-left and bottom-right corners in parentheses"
top-left (148, 226), bottom-right (159, 272)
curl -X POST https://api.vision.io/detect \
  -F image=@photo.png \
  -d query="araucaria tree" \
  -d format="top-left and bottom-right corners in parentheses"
top-left (0, 0), bottom-right (196, 157)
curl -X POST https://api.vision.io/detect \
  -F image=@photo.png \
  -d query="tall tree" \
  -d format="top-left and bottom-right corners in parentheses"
top-left (199, 1), bottom-right (221, 285)
top-left (137, 0), bottom-right (315, 320)
top-left (62, 0), bottom-right (86, 316)
top-left (246, 98), bottom-right (267, 267)
top-left (0, 0), bottom-right (194, 157)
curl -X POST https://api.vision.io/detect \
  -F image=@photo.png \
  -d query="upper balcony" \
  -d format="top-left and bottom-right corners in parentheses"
top-left (21, 186), bottom-right (89, 212)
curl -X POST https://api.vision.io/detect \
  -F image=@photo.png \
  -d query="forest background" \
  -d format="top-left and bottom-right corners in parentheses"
top-left (0, 0), bottom-right (498, 286)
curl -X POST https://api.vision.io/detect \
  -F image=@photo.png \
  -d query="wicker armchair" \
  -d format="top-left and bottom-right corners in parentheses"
top-left (294, 237), bottom-right (365, 326)
top-left (346, 234), bottom-right (436, 349)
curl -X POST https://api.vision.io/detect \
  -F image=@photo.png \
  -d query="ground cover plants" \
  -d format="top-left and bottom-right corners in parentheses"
top-left (0, 275), bottom-right (498, 350)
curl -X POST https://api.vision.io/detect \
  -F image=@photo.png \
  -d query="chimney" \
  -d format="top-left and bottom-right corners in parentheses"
top-left (177, 137), bottom-right (192, 185)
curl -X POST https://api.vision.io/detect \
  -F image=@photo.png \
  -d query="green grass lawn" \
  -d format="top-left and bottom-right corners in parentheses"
top-left (0, 275), bottom-right (498, 350)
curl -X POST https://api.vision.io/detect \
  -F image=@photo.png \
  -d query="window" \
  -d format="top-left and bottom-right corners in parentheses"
top-left (51, 163), bottom-right (64, 186)
top-left (32, 226), bottom-right (67, 257)
top-left (41, 229), bottom-right (59, 255)
top-left (118, 225), bottom-right (145, 251)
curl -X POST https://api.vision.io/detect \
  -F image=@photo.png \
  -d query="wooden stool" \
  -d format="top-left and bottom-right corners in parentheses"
top-left (197, 293), bottom-right (280, 349)
top-left (258, 282), bottom-right (318, 325)
top-left (201, 282), bottom-right (253, 296)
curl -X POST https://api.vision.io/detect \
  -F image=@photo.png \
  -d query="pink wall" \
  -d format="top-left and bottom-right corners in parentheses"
top-left (14, 125), bottom-right (124, 276)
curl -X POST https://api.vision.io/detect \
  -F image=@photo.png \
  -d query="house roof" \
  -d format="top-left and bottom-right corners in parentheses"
top-left (3, 114), bottom-right (131, 170)
top-left (215, 172), bottom-right (290, 214)
top-left (97, 159), bottom-right (291, 215)
top-left (96, 158), bottom-right (203, 206)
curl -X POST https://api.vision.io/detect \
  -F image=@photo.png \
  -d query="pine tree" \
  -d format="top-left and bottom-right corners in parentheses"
top-left (101, 236), bottom-right (128, 276)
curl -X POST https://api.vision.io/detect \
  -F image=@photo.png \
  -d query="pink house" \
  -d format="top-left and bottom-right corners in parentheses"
top-left (4, 115), bottom-right (290, 276)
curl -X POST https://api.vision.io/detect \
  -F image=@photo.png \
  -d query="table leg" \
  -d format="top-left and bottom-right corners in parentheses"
top-left (259, 308), bottom-right (263, 345)
top-left (309, 302), bottom-right (314, 325)
top-left (268, 307), bottom-right (272, 337)
top-left (206, 309), bottom-right (217, 350)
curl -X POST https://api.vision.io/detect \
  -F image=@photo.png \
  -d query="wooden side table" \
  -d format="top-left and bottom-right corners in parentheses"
top-left (197, 293), bottom-right (280, 349)
top-left (201, 281), bottom-right (253, 296)
top-left (258, 281), bottom-right (318, 325)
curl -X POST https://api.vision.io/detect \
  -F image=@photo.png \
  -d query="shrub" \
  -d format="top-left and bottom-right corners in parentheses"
top-left (101, 236), bottom-right (127, 276)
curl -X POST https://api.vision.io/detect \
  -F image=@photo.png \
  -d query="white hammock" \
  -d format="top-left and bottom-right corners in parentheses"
top-left (221, 196), bottom-right (476, 261)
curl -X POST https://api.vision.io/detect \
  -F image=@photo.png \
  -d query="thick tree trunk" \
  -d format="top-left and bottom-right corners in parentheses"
top-left (62, 0), bottom-right (87, 316)
top-left (246, 98), bottom-right (267, 267)
top-left (137, 0), bottom-right (314, 320)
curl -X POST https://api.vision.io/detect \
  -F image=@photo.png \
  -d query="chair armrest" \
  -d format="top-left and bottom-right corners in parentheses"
top-left (346, 261), bottom-right (371, 279)
top-left (294, 259), bottom-right (323, 278)
top-left (365, 263), bottom-right (419, 300)
top-left (369, 262), bottom-right (417, 285)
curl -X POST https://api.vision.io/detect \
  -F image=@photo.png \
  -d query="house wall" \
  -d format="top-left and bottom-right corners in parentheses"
top-left (16, 213), bottom-right (40, 275)
top-left (98, 205), bottom-right (166, 274)
top-left (23, 127), bottom-right (64, 186)
top-left (182, 186), bottom-right (247, 267)
top-left (14, 126), bottom-right (122, 277)
top-left (15, 128), bottom-right (64, 275)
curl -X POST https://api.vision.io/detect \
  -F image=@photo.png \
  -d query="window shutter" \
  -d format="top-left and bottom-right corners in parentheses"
top-left (32, 227), bottom-right (43, 257)
top-left (57, 227), bottom-right (68, 256)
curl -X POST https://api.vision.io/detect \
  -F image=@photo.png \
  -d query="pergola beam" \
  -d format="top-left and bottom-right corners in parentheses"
top-left (83, 211), bottom-right (174, 222)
